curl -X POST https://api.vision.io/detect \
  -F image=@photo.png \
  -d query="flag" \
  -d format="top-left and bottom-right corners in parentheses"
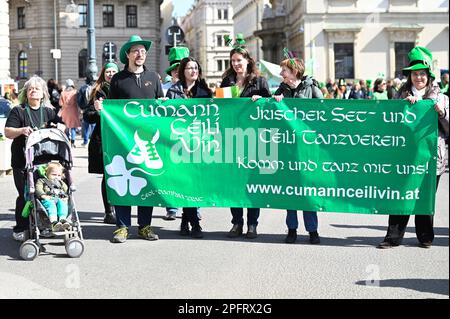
top-left (215, 86), bottom-right (240, 98)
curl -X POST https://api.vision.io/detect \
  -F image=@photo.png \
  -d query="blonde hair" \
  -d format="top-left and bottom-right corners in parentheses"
top-left (46, 162), bottom-right (64, 178)
top-left (280, 58), bottom-right (305, 79)
top-left (18, 75), bottom-right (51, 106)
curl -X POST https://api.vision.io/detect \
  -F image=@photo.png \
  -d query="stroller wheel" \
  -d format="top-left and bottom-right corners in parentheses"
top-left (65, 238), bottom-right (84, 258)
top-left (19, 240), bottom-right (39, 261)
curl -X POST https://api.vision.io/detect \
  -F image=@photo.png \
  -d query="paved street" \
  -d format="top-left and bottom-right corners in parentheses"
top-left (0, 139), bottom-right (448, 299)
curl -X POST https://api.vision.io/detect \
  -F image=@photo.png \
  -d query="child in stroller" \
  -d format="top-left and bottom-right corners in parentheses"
top-left (35, 162), bottom-right (70, 232)
top-left (19, 128), bottom-right (84, 260)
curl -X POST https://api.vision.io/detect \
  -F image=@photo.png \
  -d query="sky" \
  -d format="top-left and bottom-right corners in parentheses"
top-left (171, 0), bottom-right (195, 17)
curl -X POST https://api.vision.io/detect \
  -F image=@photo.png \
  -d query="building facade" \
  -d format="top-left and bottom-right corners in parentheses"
top-left (256, 0), bottom-right (449, 82)
top-left (0, 1), bottom-right (10, 82)
top-left (9, 0), bottom-right (163, 87)
top-left (181, 0), bottom-right (233, 87)
top-left (232, 0), bottom-right (268, 62)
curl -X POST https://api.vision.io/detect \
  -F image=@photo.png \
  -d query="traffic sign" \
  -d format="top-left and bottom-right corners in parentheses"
top-left (166, 25), bottom-right (185, 46)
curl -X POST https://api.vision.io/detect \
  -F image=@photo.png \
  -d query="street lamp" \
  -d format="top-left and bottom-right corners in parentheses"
top-left (86, 0), bottom-right (98, 82)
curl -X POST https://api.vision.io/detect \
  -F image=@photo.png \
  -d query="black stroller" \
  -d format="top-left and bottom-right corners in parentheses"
top-left (19, 128), bottom-right (85, 260)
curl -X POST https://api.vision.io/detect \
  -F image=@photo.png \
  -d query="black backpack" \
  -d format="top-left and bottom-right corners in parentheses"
top-left (76, 84), bottom-right (93, 110)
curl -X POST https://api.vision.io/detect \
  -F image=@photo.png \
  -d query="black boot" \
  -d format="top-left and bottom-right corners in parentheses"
top-left (104, 207), bottom-right (116, 224)
top-left (285, 229), bottom-right (297, 244)
top-left (180, 219), bottom-right (190, 236)
top-left (190, 223), bottom-right (204, 239)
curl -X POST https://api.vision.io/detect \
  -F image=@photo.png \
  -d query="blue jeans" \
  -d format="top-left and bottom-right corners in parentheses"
top-left (115, 205), bottom-right (153, 229)
top-left (231, 208), bottom-right (260, 226)
top-left (286, 210), bottom-right (318, 232)
top-left (82, 120), bottom-right (95, 144)
top-left (67, 128), bottom-right (77, 142)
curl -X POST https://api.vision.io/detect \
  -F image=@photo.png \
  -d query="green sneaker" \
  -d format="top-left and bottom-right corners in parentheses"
top-left (138, 225), bottom-right (159, 241)
top-left (112, 227), bottom-right (129, 243)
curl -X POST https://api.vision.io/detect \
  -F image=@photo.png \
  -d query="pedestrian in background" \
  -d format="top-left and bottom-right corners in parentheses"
top-left (59, 79), bottom-right (81, 148)
top-left (372, 78), bottom-right (389, 100)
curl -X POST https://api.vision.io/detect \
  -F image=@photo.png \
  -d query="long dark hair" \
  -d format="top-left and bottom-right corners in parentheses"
top-left (178, 57), bottom-right (211, 98)
top-left (397, 69), bottom-right (437, 99)
top-left (222, 47), bottom-right (259, 88)
top-left (373, 78), bottom-right (385, 93)
top-left (89, 66), bottom-right (112, 104)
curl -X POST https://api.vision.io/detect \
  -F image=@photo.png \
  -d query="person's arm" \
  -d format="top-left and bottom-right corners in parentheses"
top-left (436, 94), bottom-right (449, 136)
top-left (155, 73), bottom-right (164, 98)
top-left (35, 179), bottom-right (47, 199)
top-left (4, 107), bottom-right (34, 139)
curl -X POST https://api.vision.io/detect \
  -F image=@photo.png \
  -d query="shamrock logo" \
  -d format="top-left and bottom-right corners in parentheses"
top-left (105, 155), bottom-right (164, 197)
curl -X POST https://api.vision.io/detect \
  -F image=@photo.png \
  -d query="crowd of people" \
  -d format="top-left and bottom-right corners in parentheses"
top-left (2, 33), bottom-right (449, 249)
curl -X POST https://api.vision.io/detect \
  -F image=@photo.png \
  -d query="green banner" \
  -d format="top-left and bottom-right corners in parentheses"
top-left (102, 98), bottom-right (437, 215)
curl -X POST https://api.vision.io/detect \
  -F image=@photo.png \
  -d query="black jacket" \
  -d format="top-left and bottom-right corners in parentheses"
top-left (166, 81), bottom-right (212, 99)
top-left (221, 75), bottom-right (271, 98)
top-left (274, 76), bottom-right (323, 99)
top-left (85, 84), bottom-right (108, 174)
top-left (109, 66), bottom-right (164, 99)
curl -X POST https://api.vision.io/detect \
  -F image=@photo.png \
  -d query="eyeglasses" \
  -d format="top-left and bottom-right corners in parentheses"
top-left (130, 49), bottom-right (147, 55)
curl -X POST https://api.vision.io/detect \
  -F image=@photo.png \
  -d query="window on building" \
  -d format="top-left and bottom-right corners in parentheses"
top-left (126, 5), bottom-right (138, 28)
top-left (218, 9), bottom-right (228, 20)
top-left (17, 7), bottom-right (25, 29)
top-left (395, 42), bottom-right (415, 79)
top-left (215, 34), bottom-right (230, 47)
top-left (18, 51), bottom-right (28, 79)
top-left (78, 4), bottom-right (87, 27)
top-left (78, 49), bottom-right (88, 78)
top-left (216, 59), bottom-right (230, 72)
top-left (334, 43), bottom-right (354, 79)
top-left (103, 5), bottom-right (114, 27)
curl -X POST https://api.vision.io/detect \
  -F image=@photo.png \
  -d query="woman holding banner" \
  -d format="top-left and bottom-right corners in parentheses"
top-left (166, 57), bottom-right (212, 238)
top-left (84, 62), bottom-right (119, 225)
top-left (378, 46), bottom-right (448, 249)
top-left (255, 54), bottom-right (323, 244)
top-left (220, 34), bottom-right (271, 239)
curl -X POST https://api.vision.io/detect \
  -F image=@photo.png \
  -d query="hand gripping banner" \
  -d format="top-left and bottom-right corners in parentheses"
top-left (102, 98), bottom-right (437, 215)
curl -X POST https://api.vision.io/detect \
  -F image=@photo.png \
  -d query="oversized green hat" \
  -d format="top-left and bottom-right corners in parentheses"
top-left (119, 35), bottom-right (153, 64)
top-left (165, 47), bottom-right (190, 75)
top-left (402, 46), bottom-right (435, 79)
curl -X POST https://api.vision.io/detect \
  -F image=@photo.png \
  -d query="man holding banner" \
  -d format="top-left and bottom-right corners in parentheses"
top-left (108, 35), bottom-right (164, 243)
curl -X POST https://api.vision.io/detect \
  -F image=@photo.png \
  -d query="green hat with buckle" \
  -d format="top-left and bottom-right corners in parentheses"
top-left (165, 47), bottom-right (190, 75)
top-left (402, 46), bottom-right (435, 79)
top-left (119, 35), bottom-right (153, 64)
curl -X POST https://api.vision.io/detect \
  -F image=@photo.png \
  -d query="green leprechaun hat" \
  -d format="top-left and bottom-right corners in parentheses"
top-left (119, 35), bottom-right (153, 64)
top-left (165, 47), bottom-right (190, 75)
top-left (402, 46), bottom-right (435, 79)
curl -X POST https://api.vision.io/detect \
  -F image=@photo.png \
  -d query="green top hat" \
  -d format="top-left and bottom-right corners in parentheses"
top-left (119, 35), bottom-right (153, 64)
top-left (402, 46), bottom-right (435, 79)
top-left (165, 47), bottom-right (190, 75)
